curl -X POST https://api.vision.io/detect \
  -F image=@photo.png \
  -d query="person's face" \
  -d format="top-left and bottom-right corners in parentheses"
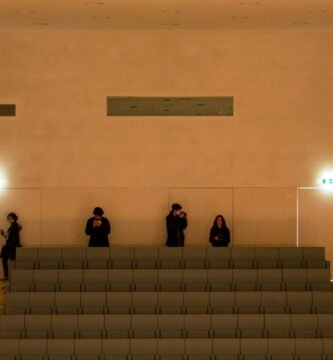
top-left (7, 216), bottom-right (14, 224)
top-left (173, 209), bottom-right (181, 216)
top-left (217, 217), bottom-right (223, 228)
top-left (94, 215), bottom-right (102, 220)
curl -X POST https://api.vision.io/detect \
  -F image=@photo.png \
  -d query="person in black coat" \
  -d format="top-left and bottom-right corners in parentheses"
top-left (209, 214), bottom-right (230, 247)
top-left (85, 207), bottom-right (111, 247)
top-left (165, 203), bottom-right (187, 247)
top-left (0, 212), bottom-right (22, 279)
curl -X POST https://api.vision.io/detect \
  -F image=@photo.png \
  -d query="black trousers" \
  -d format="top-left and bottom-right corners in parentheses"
top-left (88, 239), bottom-right (110, 247)
top-left (1, 246), bottom-right (16, 278)
top-left (2, 256), bottom-right (9, 278)
top-left (165, 240), bottom-right (184, 247)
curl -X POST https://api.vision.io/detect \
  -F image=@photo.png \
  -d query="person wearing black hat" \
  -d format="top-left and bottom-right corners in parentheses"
top-left (165, 203), bottom-right (187, 247)
top-left (85, 207), bottom-right (111, 247)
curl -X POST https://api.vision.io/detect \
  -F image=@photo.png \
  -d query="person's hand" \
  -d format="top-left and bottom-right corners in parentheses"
top-left (179, 211), bottom-right (186, 218)
top-left (93, 220), bottom-right (99, 228)
top-left (95, 220), bottom-right (102, 227)
top-left (214, 236), bottom-right (219, 241)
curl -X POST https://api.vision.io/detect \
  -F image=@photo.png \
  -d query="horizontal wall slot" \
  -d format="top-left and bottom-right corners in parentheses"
top-left (0, 104), bottom-right (16, 116)
top-left (107, 97), bottom-right (233, 116)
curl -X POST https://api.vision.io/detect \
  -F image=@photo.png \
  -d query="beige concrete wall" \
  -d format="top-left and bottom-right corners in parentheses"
top-left (0, 30), bottom-right (332, 251)
top-left (0, 30), bottom-right (332, 189)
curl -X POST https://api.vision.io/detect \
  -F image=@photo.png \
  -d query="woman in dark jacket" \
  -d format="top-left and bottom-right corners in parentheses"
top-left (0, 212), bottom-right (22, 279)
top-left (209, 214), bottom-right (230, 247)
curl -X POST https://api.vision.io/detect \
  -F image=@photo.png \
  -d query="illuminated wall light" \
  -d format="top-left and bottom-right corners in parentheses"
top-left (0, 179), bottom-right (7, 188)
top-left (0, 169), bottom-right (8, 194)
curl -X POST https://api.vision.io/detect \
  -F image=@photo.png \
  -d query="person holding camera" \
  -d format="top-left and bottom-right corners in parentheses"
top-left (165, 203), bottom-right (187, 247)
top-left (85, 207), bottom-right (111, 247)
top-left (209, 214), bottom-right (230, 247)
top-left (0, 212), bottom-right (22, 280)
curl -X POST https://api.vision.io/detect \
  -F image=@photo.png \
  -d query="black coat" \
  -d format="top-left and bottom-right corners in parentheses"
top-left (3, 222), bottom-right (21, 260)
top-left (85, 217), bottom-right (111, 247)
top-left (165, 212), bottom-right (187, 247)
top-left (209, 226), bottom-right (230, 247)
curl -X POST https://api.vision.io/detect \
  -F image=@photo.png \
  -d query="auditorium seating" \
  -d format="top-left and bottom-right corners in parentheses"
top-left (13, 247), bottom-right (328, 270)
top-left (0, 246), bottom-right (332, 360)
top-left (1, 313), bottom-right (333, 339)
top-left (5, 291), bottom-right (333, 315)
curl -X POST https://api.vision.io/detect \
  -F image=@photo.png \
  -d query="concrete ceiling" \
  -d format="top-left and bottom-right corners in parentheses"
top-left (0, 0), bottom-right (332, 30)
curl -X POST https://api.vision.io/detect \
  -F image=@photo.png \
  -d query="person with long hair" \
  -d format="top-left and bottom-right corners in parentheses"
top-left (209, 214), bottom-right (230, 247)
top-left (0, 212), bottom-right (22, 280)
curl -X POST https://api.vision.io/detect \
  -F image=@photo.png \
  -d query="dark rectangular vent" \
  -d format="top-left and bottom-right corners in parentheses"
top-left (107, 97), bottom-right (233, 116)
top-left (0, 104), bottom-right (16, 116)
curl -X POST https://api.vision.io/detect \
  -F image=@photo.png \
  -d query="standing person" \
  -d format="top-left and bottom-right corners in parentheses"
top-left (85, 207), bottom-right (111, 247)
top-left (209, 214), bottom-right (230, 247)
top-left (0, 212), bottom-right (22, 280)
top-left (165, 203), bottom-right (187, 247)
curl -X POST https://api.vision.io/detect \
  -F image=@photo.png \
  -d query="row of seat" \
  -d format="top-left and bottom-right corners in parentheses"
top-left (0, 313), bottom-right (333, 339)
top-left (16, 259), bottom-right (329, 270)
top-left (0, 338), bottom-right (332, 360)
top-left (5, 291), bottom-right (333, 315)
top-left (9, 268), bottom-right (331, 292)
top-left (17, 247), bottom-right (326, 261)
top-left (14, 247), bottom-right (327, 270)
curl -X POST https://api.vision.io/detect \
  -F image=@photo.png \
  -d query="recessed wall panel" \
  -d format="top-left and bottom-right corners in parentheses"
top-left (233, 188), bottom-right (297, 246)
top-left (107, 97), bottom-right (233, 116)
top-left (0, 104), bottom-right (15, 116)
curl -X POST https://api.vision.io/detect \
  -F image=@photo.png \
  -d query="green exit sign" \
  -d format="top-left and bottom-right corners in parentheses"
top-left (322, 178), bottom-right (333, 185)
